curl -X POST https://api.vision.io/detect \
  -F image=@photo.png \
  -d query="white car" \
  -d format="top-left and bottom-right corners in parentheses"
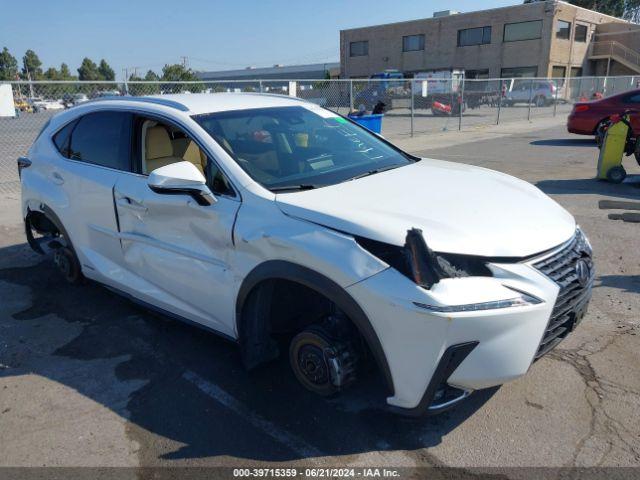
top-left (19, 93), bottom-right (594, 415)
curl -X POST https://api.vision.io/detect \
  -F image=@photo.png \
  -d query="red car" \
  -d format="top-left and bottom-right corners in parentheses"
top-left (567, 89), bottom-right (640, 140)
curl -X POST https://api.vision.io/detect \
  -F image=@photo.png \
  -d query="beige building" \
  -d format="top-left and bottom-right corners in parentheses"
top-left (340, 0), bottom-right (640, 79)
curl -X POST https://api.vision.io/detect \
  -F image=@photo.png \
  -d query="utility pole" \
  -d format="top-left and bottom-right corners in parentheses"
top-left (180, 56), bottom-right (189, 69)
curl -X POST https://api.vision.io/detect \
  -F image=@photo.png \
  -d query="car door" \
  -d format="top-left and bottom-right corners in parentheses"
top-left (112, 114), bottom-right (240, 337)
top-left (50, 110), bottom-right (133, 281)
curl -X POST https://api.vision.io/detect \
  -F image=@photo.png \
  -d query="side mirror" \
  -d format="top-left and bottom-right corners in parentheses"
top-left (147, 161), bottom-right (216, 206)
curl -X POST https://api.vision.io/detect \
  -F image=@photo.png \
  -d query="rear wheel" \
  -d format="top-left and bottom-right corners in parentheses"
top-left (289, 321), bottom-right (357, 396)
top-left (606, 166), bottom-right (627, 184)
top-left (534, 95), bottom-right (546, 107)
top-left (53, 246), bottom-right (83, 284)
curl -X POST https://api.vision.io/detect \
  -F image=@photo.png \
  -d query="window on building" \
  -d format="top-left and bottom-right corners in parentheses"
top-left (457, 26), bottom-right (492, 46)
top-left (556, 20), bottom-right (571, 40)
top-left (570, 67), bottom-right (583, 77)
top-left (350, 41), bottom-right (369, 57)
top-left (575, 24), bottom-right (588, 42)
top-left (503, 20), bottom-right (543, 42)
top-left (65, 112), bottom-right (132, 171)
top-left (465, 69), bottom-right (490, 79)
top-left (552, 66), bottom-right (567, 86)
top-left (552, 66), bottom-right (567, 78)
top-left (500, 66), bottom-right (538, 78)
top-left (403, 34), bottom-right (425, 52)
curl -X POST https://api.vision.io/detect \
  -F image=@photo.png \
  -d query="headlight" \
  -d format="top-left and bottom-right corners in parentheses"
top-left (413, 288), bottom-right (542, 313)
top-left (355, 228), bottom-right (491, 289)
top-left (576, 226), bottom-right (592, 256)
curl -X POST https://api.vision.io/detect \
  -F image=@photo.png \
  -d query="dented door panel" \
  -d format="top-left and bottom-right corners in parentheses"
top-left (113, 174), bottom-right (240, 336)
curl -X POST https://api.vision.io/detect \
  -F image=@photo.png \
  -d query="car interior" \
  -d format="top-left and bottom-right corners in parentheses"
top-left (140, 119), bottom-right (234, 196)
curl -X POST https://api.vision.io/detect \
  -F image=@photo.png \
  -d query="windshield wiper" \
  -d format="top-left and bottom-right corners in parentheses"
top-left (269, 184), bottom-right (318, 193)
top-left (344, 164), bottom-right (402, 182)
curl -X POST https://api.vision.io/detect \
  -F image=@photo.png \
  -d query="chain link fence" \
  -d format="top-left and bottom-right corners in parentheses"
top-left (2, 75), bottom-right (639, 195)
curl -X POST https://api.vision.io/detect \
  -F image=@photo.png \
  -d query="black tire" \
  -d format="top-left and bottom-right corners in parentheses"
top-left (53, 246), bottom-right (84, 284)
top-left (606, 166), bottom-right (627, 184)
top-left (534, 95), bottom-right (546, 108)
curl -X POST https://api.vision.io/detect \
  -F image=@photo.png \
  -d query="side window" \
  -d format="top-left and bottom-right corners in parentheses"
top-left (626, 94), bottom-right (640, 103)
top-left (68, 112), bottom-right (132, 171)
top-left (136, 116), bottom-right (235, 197)
top-left (52, 120), bottom-right (77, 158)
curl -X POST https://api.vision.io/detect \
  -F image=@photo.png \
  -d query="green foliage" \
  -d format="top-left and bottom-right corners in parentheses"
top-left (77, 57), bottom-right (100, 81)
top-left (59, 63), bottom-right (74, 80)
top-left (98, 59), bottom-right (115, 81)
top-left (0, 47), bottom-right (19, 81)
top-left (22, 49), bottom-right (43, 80)
top-left (161, 63), bottom-right (203, 93)
top-left (566, 0), bottom-right (640, 20)
top-left (144, 70), bottom-right (160, 82)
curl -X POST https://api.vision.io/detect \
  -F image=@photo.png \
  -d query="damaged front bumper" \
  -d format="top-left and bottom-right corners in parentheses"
top-left (346, 257), bottom-right (570, 416)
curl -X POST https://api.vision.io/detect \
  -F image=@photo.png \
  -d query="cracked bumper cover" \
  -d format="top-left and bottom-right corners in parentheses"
top-left (346, 258), bottom-right (584, 414)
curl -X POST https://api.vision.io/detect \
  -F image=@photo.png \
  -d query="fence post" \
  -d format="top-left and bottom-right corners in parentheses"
top-left (410, 79), bottom-right (414, 137)
top-left (527, 78), bottom-right (534, 121)
top-left (349, 80), bottom-right (354, 112)
top-left (553, 78), bottom-right (558, 117)
top-left (496, 79), bottom-right (503, 125)
top-left (458, 76), bottom-right (464, 131)
top-left (259, 80), bottom-right (263, 93)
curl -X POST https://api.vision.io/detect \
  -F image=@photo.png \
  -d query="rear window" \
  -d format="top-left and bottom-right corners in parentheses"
top-left (52, 120), bottom-right (76, 157)
top-left (66, 112), bottom-right (132, 171)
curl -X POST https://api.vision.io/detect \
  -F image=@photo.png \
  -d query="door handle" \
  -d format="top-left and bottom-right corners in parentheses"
top-left (51, 171), bottom-right (64, 185)
top-left (116, 197), bottom-right (148, 213)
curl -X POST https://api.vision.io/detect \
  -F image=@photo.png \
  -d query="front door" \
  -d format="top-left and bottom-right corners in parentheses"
top-left (113, 116), bottom-right (240, 337)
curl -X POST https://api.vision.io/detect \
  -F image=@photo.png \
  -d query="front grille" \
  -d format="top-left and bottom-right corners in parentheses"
top-left (533, 230), bottom-right (594, 359)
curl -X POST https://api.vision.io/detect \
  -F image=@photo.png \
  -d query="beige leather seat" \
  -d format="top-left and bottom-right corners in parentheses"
top-left (144, 126), bottom-right (184, 174)
top-left (181, 140), bottom-right (207, 175)
top-left (145, 126), bottom-right (206, 175)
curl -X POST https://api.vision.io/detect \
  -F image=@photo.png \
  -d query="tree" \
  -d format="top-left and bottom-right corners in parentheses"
top-left (44, 67), bottom-right (60, 80)
top-left (59, 63), bottom-right (73, 80)
top-left (22, 49), bottom-right (43, 80)
top-left (77, 57), bottom-right (100, 81)
top-left (0, 47), bottom-right (18, 81)
top-left (98, 59), bottom-right (115, 81)
top-left (565, 0), bottom-right (640, 20)
top-left (144, 70), bottom-right (160, 82)
top-left (161, 63), bottom-right (202, 92)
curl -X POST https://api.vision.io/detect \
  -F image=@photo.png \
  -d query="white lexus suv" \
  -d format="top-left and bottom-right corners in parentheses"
top-left (19, 93), bottom-right (594, 416)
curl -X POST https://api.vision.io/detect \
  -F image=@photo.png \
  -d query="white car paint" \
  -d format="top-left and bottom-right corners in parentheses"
top-left (275, 158), bottom-right (576, 257)
top-left (21, 93), bottom-right (593, 415)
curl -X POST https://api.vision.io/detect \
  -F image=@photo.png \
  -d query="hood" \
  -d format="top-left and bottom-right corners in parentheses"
top-left (275, 158), bottom-right (575, 258)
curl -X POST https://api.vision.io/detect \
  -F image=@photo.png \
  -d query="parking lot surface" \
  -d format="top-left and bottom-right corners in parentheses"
top-left (0, 120), bottom-right (639, 469)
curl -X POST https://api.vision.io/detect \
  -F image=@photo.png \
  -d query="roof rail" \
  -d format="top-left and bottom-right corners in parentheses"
top-left (87, 95), bottom-right (190, 112)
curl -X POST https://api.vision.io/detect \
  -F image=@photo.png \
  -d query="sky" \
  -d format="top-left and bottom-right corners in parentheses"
top-left (1, 0), bottom-right (515, 80)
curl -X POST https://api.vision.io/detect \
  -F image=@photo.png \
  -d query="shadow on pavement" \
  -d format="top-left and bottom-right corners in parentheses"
top-left (530, 138), bottom-right (595, 147)
top-left (536, 176), bottom-right (640, 199)
top-left (0, 243), bottom-right (497, 463)
top-left (597, 275), bottom-right (640, 294)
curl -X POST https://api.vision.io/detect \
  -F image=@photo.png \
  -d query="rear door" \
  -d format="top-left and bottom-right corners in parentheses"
top-left (112, 114), bottom-right (241, 336)
top-left (50, 110), bottom-right (133, 281)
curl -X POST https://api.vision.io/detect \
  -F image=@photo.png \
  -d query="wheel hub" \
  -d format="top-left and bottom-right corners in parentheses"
top-left (298, 344), bottom-right (329, 385)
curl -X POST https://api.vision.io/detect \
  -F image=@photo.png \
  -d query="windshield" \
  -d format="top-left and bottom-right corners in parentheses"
top-left (193, 106), bottom-right (414, 191)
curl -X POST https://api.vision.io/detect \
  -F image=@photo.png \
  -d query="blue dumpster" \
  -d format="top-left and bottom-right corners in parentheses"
top-left (348, 113), bottom-right (383, 134)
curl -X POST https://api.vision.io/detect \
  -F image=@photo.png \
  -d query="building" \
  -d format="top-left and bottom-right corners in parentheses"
top-left (340, 0), bottom-right (640, 79)
top-left (197, 62), bottom-right (340, 83)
